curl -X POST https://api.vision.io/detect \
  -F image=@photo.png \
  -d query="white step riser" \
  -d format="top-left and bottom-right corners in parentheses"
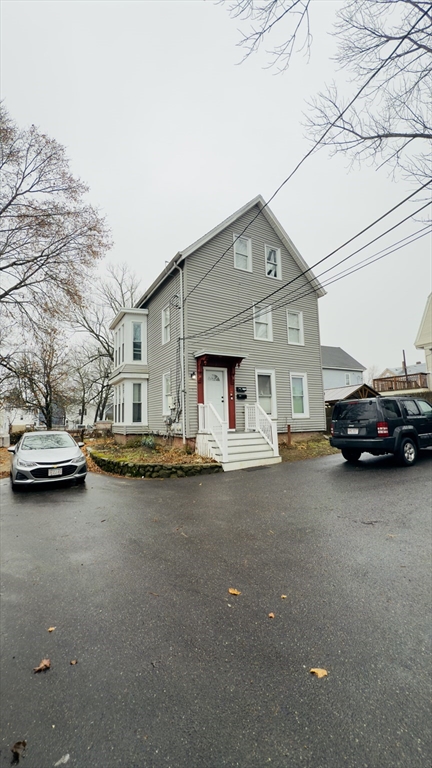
top-left (212, 446), bottom-right (274, 461)
top-left (222, 456), bottom-right (282, 471)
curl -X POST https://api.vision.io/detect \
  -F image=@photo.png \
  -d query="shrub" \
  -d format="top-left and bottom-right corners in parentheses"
top-left (141, 435), bottom-right (156, 450)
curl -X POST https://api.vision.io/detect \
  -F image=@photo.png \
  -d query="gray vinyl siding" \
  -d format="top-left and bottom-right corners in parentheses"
top-left (142, 270), bottom-right (181, 434)
top-left (184, 205), bottom-right (326, 435)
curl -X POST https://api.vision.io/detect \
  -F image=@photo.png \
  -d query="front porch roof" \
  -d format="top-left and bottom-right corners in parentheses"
top-left (193, 349), bottom-right (248, 360)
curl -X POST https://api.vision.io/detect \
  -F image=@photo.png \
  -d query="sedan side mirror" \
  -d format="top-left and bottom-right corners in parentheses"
top-left (7, 446), bottom-right (16, 453)
top-left (77, 442), bottom-right (84, 447)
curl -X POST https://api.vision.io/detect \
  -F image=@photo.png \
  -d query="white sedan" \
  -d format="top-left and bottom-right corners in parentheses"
top-left (8, 431), bottom-right (87, 490)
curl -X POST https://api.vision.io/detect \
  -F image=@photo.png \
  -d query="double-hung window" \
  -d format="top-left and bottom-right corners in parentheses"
top-left (256, 370), bottom-right (277, 418)
top-left (234, 235), bottom-right (252, 272)
top-left (290, 373), bottom-right (309, 418)
top-left (162, 306), bottom-right (170, 344)
top-left (265, 245), bottom-right (281, 279)
top-left (132, 383), bottom-right (142, 423)
top-left (287, 310), bottom-right (304, 345)
top-left (121, 383), bottom-right (125, 422)
top-left (133, 323), bottom-right (142, 361)
top-left (345, 373), bottom-right (351, 385)
top-left (163, 372), bottom-right (172, 415)
top-left (121, 325), bottom-right (124, 363)
top-left (253, 304), bottom-right (273, 341)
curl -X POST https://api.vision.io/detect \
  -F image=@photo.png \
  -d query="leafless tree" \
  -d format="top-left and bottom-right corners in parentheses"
top-left (0, 105), bottom-right (111, 322)
top-left (68, 342), bottom-right (112, 425)
top-left (222, 0), bottom-right (432, 180)
top-left (0, 323), bottom-right (73, 430)
top-left (74, 262), bottom-right (142, 359)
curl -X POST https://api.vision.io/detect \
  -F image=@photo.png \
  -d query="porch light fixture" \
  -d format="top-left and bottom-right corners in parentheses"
top-left (190, 371), bottom-right (197, 380)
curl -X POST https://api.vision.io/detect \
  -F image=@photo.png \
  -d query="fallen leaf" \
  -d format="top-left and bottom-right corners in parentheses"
top-left (268, 612), bottom-right (275, 619)
top-left (11, 740), bottom-right (27, 759)
top-left (70, 659), bottom-right (78, 665)
top-left (33, 658), bottom-right (50, 673)
top-left (228, 588), bottom-right (241, 596)
top-left (100, 519), bottom-right (106, 523)
top-left (310, 668), bottom-right (328, 678)
top-left (281, 595), bottom-right (287, 599)
top-left (48, 626), bottom-right (56, 632)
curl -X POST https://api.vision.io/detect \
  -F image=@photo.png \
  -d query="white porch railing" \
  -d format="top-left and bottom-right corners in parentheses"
top-left (198, 403), bottom-right (228, 463)
top-left (245, 403), bottom-right (279, 456)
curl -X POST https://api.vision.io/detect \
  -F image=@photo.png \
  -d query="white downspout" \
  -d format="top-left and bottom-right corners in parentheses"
top-left (173, 263), bottom-right (186, 445)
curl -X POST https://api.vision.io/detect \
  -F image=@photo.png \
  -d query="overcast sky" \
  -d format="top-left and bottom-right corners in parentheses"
top-left (2, 0), bottom-right (431, 375)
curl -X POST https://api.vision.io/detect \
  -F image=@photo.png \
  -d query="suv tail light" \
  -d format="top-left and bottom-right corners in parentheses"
top-left (377, 421), bottom-right (389, 437)
top-left (330, 424), bottom-right (334, 435)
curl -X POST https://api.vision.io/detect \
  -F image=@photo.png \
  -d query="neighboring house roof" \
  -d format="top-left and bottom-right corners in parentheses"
top-left (378, 362), bottom-right (426, 377)
top-left (321, 346), bottom-right (365, 371)
top-left (136, 195), bottom-right (326, 307)
top-left (415, 293), bottom-right (432, 348)
top-left (325, 383), bottom-right (380, 404)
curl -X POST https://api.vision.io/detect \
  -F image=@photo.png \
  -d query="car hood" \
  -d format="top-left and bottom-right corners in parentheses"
top-left (17, 448), bottom-right (82, 464)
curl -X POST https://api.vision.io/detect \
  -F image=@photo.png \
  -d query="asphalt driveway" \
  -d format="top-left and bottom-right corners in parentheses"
top-left (1, 452), bottom-right (431, 768)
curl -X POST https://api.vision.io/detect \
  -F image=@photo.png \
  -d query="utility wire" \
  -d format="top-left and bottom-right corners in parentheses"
top-left (184, 189), bottom-right (432, 340)
top-left (189, 225), bottom-right (431, 341)
top-left (184, 3), bottom-right (432, 302)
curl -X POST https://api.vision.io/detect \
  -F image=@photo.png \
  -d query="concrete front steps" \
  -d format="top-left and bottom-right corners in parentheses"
top-left (199, 431), bottom-right (282, 472)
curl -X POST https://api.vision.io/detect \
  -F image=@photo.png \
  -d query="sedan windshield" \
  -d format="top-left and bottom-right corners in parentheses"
top-left (21, 433), bottom-right (76, 451)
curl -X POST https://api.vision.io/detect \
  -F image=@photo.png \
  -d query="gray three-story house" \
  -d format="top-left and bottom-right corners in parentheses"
top-left (109, 195), bottom-right (326, 470)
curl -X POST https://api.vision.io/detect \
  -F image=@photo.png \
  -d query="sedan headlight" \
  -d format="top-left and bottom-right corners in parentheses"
top-left (16, 459), bottom-right (38, 469)
top-left (70, 453), bottom-right (86, 466)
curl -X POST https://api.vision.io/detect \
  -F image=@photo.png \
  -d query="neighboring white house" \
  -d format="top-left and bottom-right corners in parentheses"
top-left (109, 195), bottom-right (327, 470)
top-left (415, 293), bottom-right (432, 390)
top-left (321, 346), bottom-right (365, 389)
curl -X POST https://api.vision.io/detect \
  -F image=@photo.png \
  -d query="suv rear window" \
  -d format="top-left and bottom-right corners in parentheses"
top-left (333, 401), bottom-right (377, 421)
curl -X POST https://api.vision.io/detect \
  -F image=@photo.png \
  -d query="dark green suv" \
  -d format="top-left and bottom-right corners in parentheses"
top-left (330, 396), bottom-right (432, 466)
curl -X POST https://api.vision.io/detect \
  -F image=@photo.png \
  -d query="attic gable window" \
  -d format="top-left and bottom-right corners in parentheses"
top-left (265, 245), bottom-right (281, 280)
top-left (253, 304), bottom-right (273, 341)
top-left (234, 235), bottom-right (252, 272)
top-left (162, 306), bottom-right (170, 344)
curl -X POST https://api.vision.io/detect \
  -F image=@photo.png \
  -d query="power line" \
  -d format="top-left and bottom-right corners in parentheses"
top-left (188, 225), bottom-right (431, 341)
top-left (184, 189), bottom-right (432, 340)
top-left (184, 4), bottom-right (432, 302)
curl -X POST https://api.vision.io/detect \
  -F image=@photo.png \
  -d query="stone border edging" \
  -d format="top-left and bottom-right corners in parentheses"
top-left (88, 450), bottom-right (222, 478)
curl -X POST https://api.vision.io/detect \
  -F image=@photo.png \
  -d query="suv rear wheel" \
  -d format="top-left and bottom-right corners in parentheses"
top-left (341, 449), bottom-right (361, 463)
top-left (398, 437), bottom-right (417, 466)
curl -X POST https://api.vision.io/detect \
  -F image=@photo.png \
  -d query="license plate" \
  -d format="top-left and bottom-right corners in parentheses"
top-left (48, 467), bottom-right (62, 476)
top-left (347, 428), bottom-right (358, 435)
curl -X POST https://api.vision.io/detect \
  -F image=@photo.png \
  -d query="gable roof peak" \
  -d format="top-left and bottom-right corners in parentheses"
top-left (136, 195), bottom-right (325, 307)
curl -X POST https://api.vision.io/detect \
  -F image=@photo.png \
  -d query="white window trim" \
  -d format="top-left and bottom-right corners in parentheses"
top-left (132, 382), bottom-right (142, 423)
top-left (264, 244), bottom-right (282, 281)
top-left (162, 371), bottom-right (172, 416)
top-left (255, 369), bottom-right (277, 419)
top-left (253, 304), bottom-right (273, 342)
top-left (162, 305), bottom-right (170, 345)
top-left (233, 233), bottom-right (252, 273)
top-left (287, 309), bottom-right (304, 346)
top-left (290, 372), bottom-right (310, 419)
top-left (132, 322), bottom-right (142, 361)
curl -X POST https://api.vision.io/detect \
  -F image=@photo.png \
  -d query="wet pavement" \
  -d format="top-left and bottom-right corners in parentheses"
top-left (1, 451), bottom-right (431, 767)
